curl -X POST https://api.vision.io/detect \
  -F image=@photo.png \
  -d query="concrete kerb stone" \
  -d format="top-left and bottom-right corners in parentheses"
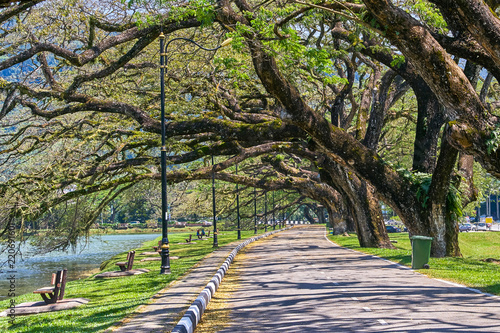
top-left (193, 298), bottom-right (205, 317)
top-left (206, 282), bottom-right (216, 297)
top-left (185, 305), bottom-right (200, 326)
top-left (171, 227), bottom-right (292, 333)
top-left (177, 317), bottom-right (193, 333)
top-left (199, 290), bottom-right (210, 305)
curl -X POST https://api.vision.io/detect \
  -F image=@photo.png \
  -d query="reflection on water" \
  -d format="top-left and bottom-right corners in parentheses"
top-left (0, 233), bottom-right (159, 299)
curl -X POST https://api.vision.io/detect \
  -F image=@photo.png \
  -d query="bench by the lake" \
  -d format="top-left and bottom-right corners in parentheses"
top-left (33, 269), bottom-right (67, 304)
top-left (177, 234), bottom-right (196, 244)
top-left (2, 274), bottom-right (89, 316)
top-left (95, 250), bottom-right (149, 278)
top-left (153, 240), bottom-right (162, 252)
top-left (3, 271), bottom-right (88, 316)
top-left (115, 250), bottom-right (135, 271)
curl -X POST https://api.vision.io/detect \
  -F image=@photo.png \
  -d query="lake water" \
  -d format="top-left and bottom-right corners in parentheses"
top-left (0, 233), bottom-right (159, 299)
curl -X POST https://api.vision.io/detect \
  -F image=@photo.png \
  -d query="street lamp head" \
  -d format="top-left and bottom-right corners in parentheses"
top-left (219, 38), bottom-right (233, 48)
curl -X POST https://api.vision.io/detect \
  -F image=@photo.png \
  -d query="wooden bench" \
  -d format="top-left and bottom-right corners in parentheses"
top-left (153, 241), bottom-right (162, 252)
top-left (115, 251), bottom-right (135, 272)
top-left (185, 235), bottom-right (192, 243)
top-left (33, 269), bottom-right (67, 304)
top-left (206, 230), bottom-right (210, 238)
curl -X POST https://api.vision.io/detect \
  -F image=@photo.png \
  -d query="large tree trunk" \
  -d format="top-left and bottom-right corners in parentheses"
top-left (427, 132), bottom-right (461, 257)
top-left (352, 181), bottom-right (394, 248)
top-left (303, 204), bottom-right (327, 225)
top-left (445, 202), bottom-right (462, 257)
top-left (303, 205), bottom-right (316, 224)
top-left (412, 81), bottom-right (445, 172)
top-left (321, 159), bottom-right (394, 248)
top-left (316, 205), bottom-right (327, 225)
top-left (322, 192), bottom-right (353, 235)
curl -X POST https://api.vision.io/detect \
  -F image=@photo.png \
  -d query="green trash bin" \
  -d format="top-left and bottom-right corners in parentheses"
top-left (410, 235), bottom-right (433, 269)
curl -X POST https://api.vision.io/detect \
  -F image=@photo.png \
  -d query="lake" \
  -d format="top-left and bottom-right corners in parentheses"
top-left (0, 233), bottom-right (159, 299)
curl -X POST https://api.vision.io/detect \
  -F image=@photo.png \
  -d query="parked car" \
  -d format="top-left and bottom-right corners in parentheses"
top-left (386, 225), bottom-right (401, 233)
top-left (116, 223), bottom-right (129, 230)
top-left (197, 220), bottom-right (212, 227)
top-left (459, 223), bottom-right (472, 232)
top-left (472, 222), bottom-right (488, 231)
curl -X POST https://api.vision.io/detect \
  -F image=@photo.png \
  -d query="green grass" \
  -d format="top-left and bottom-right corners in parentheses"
top-left (328, 231), bottom-right (500, 296)
top-left (1, 229), bottom-right (269, 332)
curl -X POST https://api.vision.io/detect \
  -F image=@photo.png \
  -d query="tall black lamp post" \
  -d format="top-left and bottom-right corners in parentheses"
top-left (264, 191), bottom-right (268, 232)
top-left (236, 164), bottom-right (241, 240)
top-left (254, 186), bottom-right (258, 234)
top-left (159, 32), bottom-right (231, 274)
top-left (212, 155), bottom-right (218, 248)
top-left (272, 191), bottom-right (276, 230)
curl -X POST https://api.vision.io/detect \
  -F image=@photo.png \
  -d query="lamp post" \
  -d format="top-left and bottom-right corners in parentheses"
top-left (254, 186), bottom-right (258, 234)
top-left (159, 32), bottom-right (170, 274)
top-left (272, 191), bottom-right (276, 230)
top-left (159, 32), bottom-right (231, 273)
top-left (264, 191), bottom-right (268, 232)
top-left (236, 164), bottom-right (241, 240)
top-left (212, 155), bottom-right (218, 248)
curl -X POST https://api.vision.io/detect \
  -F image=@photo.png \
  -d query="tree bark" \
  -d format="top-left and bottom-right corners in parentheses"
top-left (412, 80), bottom-right (445, 173)
top-left (321, 159), bottom-right (394, 248)
top-left (427, 131), bottom-right (461, 257)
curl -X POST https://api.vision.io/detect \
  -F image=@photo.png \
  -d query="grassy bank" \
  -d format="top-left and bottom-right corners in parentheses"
top-left (1, 228), bottom-right (270, 332)
top-left (328, 231), bottom-right (500, 295)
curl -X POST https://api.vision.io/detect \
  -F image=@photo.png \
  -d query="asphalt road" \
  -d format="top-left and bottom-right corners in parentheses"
top-left (217, 225), bottom-right (500, 333)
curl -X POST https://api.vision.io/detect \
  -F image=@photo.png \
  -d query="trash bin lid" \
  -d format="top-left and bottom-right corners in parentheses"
top-left (410, 235), bottom-right (433, 240)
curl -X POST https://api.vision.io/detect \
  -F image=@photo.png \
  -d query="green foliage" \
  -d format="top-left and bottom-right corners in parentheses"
top-left (2, 0), bottom-right (498, 261)
top-left (414, 173), bottom-right (433, 208)
top-left (396, 168), bottom-right (432, 208)
top-left (123, 0), bottom-right (217, 27)
top-left (275, 154), bottom-right (285, 162)
top-left (447, 183), bottom-right (463, 220)
top-left (395, 168), bottom-right (462, 218)
top-left (390, 54), bottom-right (406, 68)
top-left (412, 0), bottom-right (448, 33)
top-left (213, 56), bottom-right (250, 82)
top-left (486, 124), bottom-right (500, 154)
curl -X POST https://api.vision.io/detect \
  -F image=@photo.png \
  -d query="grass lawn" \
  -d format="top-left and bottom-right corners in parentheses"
top-left (328, 231), bottom-right (500, 296)
top-left (1, 229), bottom-right (269, 332)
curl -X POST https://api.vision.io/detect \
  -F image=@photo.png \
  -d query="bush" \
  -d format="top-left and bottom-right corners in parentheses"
top-left (146, 219), bottom-right (159, 229)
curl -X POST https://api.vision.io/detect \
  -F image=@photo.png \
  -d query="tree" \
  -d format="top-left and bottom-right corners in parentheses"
top-left (1, 0), bottom-right (499, 257)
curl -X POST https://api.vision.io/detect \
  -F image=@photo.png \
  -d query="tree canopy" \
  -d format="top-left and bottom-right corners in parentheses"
top-left (1, 0), bottom-right (499, 256)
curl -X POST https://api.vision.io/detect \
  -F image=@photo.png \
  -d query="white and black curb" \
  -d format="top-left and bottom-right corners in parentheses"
top-left (171, 227), bottom-right (292, 333)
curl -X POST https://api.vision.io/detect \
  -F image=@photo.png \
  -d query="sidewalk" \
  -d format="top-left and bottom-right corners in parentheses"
top-left (105, 240), bottom-right (246, 333)
top-left (217, 225), bottom-right (500, 332)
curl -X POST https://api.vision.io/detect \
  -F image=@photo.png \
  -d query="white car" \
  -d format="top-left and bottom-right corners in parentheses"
top-left (472, 222), bottom-right (488, 231)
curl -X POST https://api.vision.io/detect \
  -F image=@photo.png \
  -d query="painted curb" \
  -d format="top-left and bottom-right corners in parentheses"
top-left (171, 227), bottom-right (292, 333)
